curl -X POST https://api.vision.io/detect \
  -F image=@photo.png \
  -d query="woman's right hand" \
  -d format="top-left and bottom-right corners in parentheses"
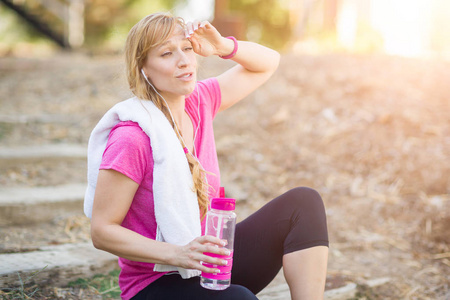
top-left (170, 235), bottom-right (231, 273)
top-left (185, 21), bottom-right (233, 58)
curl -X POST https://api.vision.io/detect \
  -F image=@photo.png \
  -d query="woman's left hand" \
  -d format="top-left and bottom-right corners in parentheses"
top-left (185, 21), bottom-right (233, 57)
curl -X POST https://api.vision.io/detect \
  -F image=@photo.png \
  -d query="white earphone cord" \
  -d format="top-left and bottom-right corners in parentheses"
top-left (141, 69), bottom-right (214, 195)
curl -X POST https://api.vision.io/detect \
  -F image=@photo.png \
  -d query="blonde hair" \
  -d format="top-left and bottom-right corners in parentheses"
top-left (125, 12), bottom-right (210, 216)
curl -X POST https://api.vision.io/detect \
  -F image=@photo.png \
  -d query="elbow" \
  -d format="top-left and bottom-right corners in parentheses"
top-left (91, 231), bottom-right (103, 250)
top-left (91, 235), bottom-right (103, 250)
top-left (90, 223), bottom-right (107, 251)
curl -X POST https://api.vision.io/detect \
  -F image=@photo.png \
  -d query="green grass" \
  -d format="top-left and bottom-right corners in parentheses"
top-left (0, 266), bottom-right (47, 300)
top-left (68, 269), bottom-right (121, 299)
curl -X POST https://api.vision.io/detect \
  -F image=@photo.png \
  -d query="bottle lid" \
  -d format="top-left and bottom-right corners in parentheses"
top-left (211, 187), bottom-right (235, 211)
top-left (211, 197), bottom-right (236, 211)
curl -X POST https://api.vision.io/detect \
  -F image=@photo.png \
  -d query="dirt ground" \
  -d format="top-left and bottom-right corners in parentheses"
top-left (0, 51), bottom-right (449, 299)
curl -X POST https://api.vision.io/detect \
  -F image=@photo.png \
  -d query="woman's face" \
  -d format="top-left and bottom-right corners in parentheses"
top-left (143, 26), bottom-right (197, 100)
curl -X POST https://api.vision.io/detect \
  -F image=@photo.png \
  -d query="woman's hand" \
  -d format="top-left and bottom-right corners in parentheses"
top-left (185, 21), bottom-right (234, 58)
top-left (170, 235), bottom-right (231, 273)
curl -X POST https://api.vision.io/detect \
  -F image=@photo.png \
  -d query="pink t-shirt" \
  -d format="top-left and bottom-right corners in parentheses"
top-left (99, 78), bottom-right (222, 300)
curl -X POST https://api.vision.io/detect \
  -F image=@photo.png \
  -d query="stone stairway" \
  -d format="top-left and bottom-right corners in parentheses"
top-left (0, 141), bottom-right (118, 290)
top-left (0, 54), bottom-right (132, 297)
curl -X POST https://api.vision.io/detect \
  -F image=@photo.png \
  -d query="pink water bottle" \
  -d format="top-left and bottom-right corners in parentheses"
top-left (200, 187), bottom-right (236, 290)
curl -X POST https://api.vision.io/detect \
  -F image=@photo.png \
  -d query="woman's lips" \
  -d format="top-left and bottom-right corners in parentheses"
top-left (176, 72), bottom-right (194, 81)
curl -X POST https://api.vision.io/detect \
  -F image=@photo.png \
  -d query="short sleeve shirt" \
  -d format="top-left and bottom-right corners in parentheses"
top-left (99, 78), bottom-right (222, 300)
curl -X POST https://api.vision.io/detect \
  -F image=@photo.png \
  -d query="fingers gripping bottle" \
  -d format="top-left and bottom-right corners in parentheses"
top-left (200, 187), bottom-right (236, 290)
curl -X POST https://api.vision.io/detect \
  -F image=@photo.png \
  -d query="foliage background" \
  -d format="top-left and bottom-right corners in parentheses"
top-left (0, 0), bottom-right (303, 55)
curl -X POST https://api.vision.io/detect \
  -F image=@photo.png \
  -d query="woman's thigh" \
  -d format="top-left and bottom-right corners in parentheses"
top-left (132, 274), bottom-right (257, 300)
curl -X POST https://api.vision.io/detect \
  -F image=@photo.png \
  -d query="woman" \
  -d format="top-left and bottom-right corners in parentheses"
top-left (86, 12), bottom-right (329, 300)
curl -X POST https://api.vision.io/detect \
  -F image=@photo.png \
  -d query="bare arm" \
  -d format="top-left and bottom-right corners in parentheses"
top-left (90, 169), bottom-right (229, 273)
top-left (187, 21), bottom-right (280, 112)
top-left (216, 39), bottom-right (280, 112)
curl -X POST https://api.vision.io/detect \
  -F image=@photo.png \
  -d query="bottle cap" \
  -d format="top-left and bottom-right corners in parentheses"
top-left (211, 198), bottom-right (235, 211)
top-left (211, 187), bottom-right (235, 211)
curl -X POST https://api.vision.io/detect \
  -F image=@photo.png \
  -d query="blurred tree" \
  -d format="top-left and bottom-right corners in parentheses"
top-left (0, 0), bottom-right (181, 52)
top-left (0, 1), bottom-right (67, 48)
top-left (83, 0), bottom-right (180, 48)
top-left (228, 0), bottom-right (292, 50)
top-left (322, 0), bottom-right (338, 31)
top-left (288, 0), bottom-right (319, 42)
top-left (213, 0), bottom-right (246, 40)
top-left (0, 6), bottom-right (48, 44)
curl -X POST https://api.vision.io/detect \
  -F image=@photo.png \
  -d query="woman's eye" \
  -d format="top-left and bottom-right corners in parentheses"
top-left (184, 47), bottom-right (193, 51)
top-left (162, 52), bottom-right (172, 57)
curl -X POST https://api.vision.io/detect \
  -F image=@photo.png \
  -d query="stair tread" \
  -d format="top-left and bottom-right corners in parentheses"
top-left (0, 243), bottom-right (112, 273)
top-left (0, 183), bottom-right (87, 226)
top-left (0, 243), bottom-right (117, 287)
top-left (0, 144), bottom-right (86, 160)
top-left (0, 183), bottom-right (86, 205)
top-left (0, 113), bottom-right (81, 124)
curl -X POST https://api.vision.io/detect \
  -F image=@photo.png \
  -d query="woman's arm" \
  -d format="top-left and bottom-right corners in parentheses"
top-left (216, 39), bottom-right (280, 112)
top-left (91, 169), bottom-right (229, 273)
top-left (187, 21), bottom-right (280, 112)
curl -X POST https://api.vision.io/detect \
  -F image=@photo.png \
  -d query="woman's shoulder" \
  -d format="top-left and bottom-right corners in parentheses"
top-left (109, 121), bottom-right (150, 144)
top-left (111, 120), bottom-right (143, 132)
top-left (101, 120), bottom-right (153, 182)
top-left (192, 78), bottom-right (221, 117)
top-left (196, 77), bottom-right (220, 94)
top-left (187, 78), bottom-right (221, 109)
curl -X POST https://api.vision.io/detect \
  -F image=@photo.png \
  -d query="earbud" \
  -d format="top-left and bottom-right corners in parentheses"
top-left (141, 68), bottom-right (148, 79)
top-left (141, 68), bottom-right (157, 91)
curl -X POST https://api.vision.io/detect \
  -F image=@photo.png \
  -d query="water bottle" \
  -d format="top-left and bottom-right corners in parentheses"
top-left (200, 187), bottom-right (236, 290)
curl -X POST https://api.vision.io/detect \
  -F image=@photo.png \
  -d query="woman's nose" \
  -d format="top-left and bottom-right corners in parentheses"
top-left (177, 51), bottom-right (190, 68)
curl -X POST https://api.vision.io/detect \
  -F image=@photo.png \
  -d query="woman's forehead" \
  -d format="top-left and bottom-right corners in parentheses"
top-left (157, 27), bottom-right (189, 47)
top-left (171, 24), bottom-right (186, 38)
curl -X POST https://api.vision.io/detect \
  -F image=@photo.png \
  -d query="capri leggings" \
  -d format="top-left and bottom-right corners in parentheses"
top-left (132, 187), bottom-right (329, 300)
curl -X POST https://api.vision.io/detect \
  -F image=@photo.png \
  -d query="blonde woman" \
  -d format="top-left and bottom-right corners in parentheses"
top-left (86, 12), bottom-right (328, 300)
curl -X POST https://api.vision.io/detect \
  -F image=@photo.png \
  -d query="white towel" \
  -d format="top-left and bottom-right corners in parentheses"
top-left (84, 96), bottom-right (201, 278)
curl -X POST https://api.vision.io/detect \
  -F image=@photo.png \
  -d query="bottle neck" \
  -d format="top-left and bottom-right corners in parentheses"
top-left (210, 208), bottom-right (235, 214)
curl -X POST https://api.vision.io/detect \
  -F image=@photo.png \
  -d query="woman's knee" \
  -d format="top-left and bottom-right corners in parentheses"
top-left (282, 187), bottom-right (329, 253)
top-left (283, 187), bottom-right (325, 213)
top-left (283, 187), bottom-right (328, 234)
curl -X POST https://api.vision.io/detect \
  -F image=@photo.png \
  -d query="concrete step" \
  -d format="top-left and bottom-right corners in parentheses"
top-left (0, 144), bottom-right (86, 165)
top-left (0, 114), bottom-right (82, 124)
top-left (0, 243), bottom-right (117, 288)
top-left (0, 183), bottom-right (86, 226)
top-left (0, 114), bottom-right (94, 146)
top-left (257, 277), bottom-right (391, 300)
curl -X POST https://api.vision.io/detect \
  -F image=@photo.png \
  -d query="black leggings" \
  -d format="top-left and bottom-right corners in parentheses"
top-left (132, 187), bottom-right (329, 300)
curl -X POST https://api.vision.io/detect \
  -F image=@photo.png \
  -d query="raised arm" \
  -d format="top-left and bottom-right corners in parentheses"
top-left (186, 21), bottom-right (280, 112)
